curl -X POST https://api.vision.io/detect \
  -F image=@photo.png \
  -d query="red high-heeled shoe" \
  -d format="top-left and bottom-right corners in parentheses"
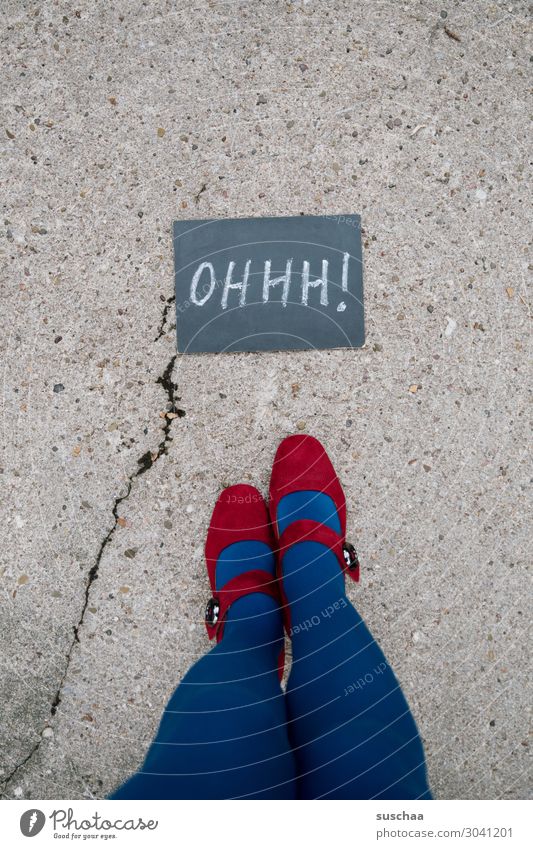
top-left (204, 483), bottom-right (285, 678)
top-left (268, 434), bottom-right (360, 633)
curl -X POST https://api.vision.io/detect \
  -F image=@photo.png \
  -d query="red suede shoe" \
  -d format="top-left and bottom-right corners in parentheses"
top-left (269, 434), bottom-right (360, 632)
top-left (204, 483), bottom-right (284, 677)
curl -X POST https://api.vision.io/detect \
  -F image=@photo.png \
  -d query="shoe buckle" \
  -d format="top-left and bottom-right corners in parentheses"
top-left (343, 542), bottom-right (360, 571)
top-left (205, 596), bottom-right (221, 627)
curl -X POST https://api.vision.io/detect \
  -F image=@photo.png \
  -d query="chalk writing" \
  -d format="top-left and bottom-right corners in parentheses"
top-left (190, 255), bottom-right (349, 310)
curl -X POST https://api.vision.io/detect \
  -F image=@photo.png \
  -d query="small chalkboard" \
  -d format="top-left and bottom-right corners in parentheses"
top-left (172, 214), bottom-right (364, 354)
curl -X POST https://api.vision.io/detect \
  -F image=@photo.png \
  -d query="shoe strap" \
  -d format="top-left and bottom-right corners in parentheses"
top-left (204, 569), bottom-right (280, 642)
top-left (277, 519), bottom-right (360, 583)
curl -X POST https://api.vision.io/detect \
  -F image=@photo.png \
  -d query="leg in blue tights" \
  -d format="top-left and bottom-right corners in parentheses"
top-left (111, 541), bottom-right (296, 799)
top-left (277, 492), bottom-right (432, 800)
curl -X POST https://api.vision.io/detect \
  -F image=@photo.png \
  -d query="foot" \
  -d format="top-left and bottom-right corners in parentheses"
top-left (269, 435), bottom-right (359, 622)
top-left (204, 484), bottom-right (283, 652)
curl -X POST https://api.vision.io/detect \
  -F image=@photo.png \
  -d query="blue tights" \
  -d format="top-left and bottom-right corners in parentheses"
top-left (111, 493), bottom-right (431, 799)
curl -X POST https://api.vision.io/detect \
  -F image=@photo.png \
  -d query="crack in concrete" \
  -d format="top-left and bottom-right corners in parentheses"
top-left (0, 739), bottom-right (41, 795)
top-left (1, 353), bottom-right (185, 796)
top-left (154, 295), bottom-right (175, 342)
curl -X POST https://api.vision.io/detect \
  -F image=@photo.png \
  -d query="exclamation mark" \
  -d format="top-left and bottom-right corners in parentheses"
top-left (337, 252), bottom-right (350, 312)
